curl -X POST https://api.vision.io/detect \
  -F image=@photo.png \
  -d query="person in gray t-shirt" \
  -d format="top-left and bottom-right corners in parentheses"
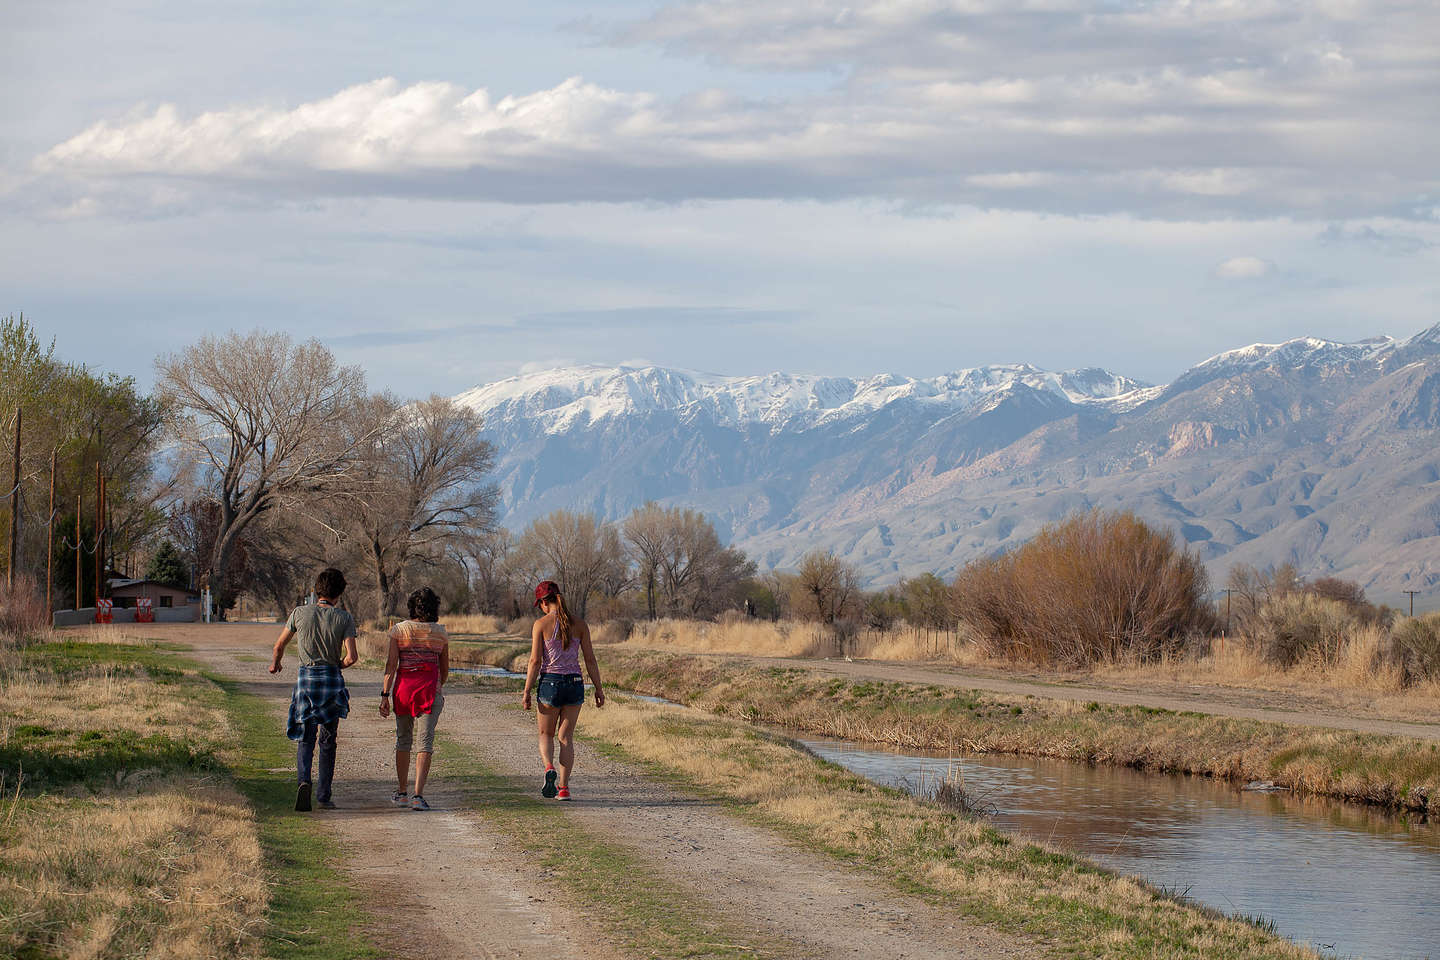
top-left (284, 603), bottom-right (358, 666)
top-left (270, 568), bottom-right (358, 811)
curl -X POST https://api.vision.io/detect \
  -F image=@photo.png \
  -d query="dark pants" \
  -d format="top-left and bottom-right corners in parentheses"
top-left (297, 718), bottom-right (339, 802)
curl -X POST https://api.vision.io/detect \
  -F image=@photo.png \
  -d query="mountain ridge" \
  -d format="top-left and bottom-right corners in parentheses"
top-left (456, 323), bottom-right (1440, 596)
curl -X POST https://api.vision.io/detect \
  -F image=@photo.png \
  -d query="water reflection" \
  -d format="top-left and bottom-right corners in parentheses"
top-left (802, 739), bottom-right (1439, 960)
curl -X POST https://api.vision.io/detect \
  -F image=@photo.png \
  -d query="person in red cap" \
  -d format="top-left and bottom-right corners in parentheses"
top-left (521, 580), bottom-right (605, 800)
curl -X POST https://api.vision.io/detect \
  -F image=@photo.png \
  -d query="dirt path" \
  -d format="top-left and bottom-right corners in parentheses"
top-left (683, 651), bottom-right (1440, 741)
top-left (182, 627), bottom-right (624, 960)
top-left (138, 623), bottom-right (1043, 960)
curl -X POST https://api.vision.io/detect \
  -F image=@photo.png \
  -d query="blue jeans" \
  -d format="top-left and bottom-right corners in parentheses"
top-left (297, 718), bottom-right (339, 802)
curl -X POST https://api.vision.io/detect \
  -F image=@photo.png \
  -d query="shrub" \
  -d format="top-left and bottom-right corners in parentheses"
top-left (0, 575), bottom-right (47, 644)
top-left (950, 510), bottom-right (1215, 666)
top-left (590, 619), bottom-right (633, 644)
top-left (1243, 593), bottom-right (1356, 668)
top-left (1388, 614), bottom-right (1440, 684)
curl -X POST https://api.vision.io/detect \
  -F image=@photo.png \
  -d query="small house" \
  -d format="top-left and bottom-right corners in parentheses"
top-left (106, 579), bottom-right (202, 622)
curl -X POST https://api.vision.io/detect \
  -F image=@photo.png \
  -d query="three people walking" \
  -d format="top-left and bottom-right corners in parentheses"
top-left (274, 572), bottom-right (603, 810)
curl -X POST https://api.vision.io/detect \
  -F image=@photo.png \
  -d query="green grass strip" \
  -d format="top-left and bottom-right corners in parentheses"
top-left (208, 675), bottom-right (383, 960)
top-left (436, 738), bottom-right (806, 960)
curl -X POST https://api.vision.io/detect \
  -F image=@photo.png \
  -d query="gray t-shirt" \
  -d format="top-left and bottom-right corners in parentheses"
top-left (286, 604), bottom-right (357, 667)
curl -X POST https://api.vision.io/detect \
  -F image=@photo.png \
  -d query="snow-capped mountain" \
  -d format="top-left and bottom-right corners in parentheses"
top-left (457, 324), bottom-right (1440, 594)
top-left (456, 363), bottom-right (1153, 438)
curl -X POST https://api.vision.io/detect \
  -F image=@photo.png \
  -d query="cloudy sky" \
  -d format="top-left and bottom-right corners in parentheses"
top-left (4, 0), bottom-right (1438, 396)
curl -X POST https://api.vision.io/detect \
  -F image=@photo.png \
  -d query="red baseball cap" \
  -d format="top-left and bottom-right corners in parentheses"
top-left (533, 580), bottom-right (560, 608)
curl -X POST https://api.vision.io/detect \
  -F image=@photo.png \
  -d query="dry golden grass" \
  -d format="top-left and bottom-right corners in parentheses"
top-left (0, 657), bottom-right (231, 751)
top-left (615, 615), bottom-right (1440, 723)
top-left (1091, 631), bottom-right (1440, 723)
top-left (624, 618), bottom-right (833, 657)
top-left (583, 701), bottom-right (1315, 960)
top-left (1, 781), bottom-right (266, 959)
top-left (442, 613), bottom-right (507, 635)
top-left (0, 636), bottom-right (266, 959)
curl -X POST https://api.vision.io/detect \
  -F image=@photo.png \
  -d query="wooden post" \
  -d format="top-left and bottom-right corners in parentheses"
top-left (7, 408), bottom-right (19, 589)
top-left (45, 448), bottom-right (54, 612)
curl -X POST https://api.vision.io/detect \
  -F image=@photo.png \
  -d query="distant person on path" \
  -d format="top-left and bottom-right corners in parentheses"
top-left (269, 568), bottom-right (358, 812)
top-left (380, 587), bottom-right (450, 812)
top-left (522, 580), bottom-right (604, 801)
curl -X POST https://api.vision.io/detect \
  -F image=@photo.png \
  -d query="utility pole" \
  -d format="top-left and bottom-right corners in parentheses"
top-left (1404, 590), bottom-right (1420, 617)
top-left (1223, 588), bottom-right (1235, 634)
top-left (75, 493), bottom-right (82, 610)
top-left (7, 408), bottom-right (19, 589)
top-left (45, 449), bottom-right (54, 613)
top-left (94, 463), bottom-right (103, 605)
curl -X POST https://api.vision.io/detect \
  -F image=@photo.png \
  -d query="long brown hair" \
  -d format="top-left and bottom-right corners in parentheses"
top-left (550, 592), bottom-right (576, 650)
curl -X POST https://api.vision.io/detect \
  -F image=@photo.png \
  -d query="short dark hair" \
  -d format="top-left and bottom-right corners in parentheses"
top-left (314, 568), bottom-right (347, 600)
top-left (407, 587), bottom-right (440, 623)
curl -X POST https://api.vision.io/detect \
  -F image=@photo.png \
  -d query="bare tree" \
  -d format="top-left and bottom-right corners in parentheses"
top-left (622, 501), bottom-right (670, 620)
top-left (793, 550), bottom-right (861, 624)
top-left (155, 331), bottom-right (367, 607)
top-left (347, 394), bottom-right (498, 621)
top-left (467, 527), bottom-right (516, 616)
top-left (512, 510), bottom-right (626, 618)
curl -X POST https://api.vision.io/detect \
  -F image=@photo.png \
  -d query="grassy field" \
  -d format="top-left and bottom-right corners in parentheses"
top-left (0, 636), bottom-right (380, 960)
top-left (0, 639), bottom-right (266, 960)
top-left (594, 650), bottom-right (1439, 812)
top-left (578, 700), bottom-right (1318, 960)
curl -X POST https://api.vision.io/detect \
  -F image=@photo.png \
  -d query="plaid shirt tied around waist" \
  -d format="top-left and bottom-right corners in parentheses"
top-left (286, 663), bottom-right (350, 741)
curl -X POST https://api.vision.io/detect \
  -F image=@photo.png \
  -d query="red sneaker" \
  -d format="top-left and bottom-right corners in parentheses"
top-left (556, 786), bottom-right (572, 801)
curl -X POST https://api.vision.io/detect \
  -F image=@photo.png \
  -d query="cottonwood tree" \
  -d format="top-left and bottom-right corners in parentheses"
top-left (0, 315), bottom-right (170, 601)
top-left (658, 509), bottom-right (752, 618)
top-left (622, 503), bottom-right (752, 619)
top-left (346, 394), bottom-right (498, 621)
top-left (466, 527), bottom-right (518, 616)
top-left (793, 550), bottom-right (861, 624)
top-left (622, 502), bottom-right (670, 620)
top-left (156, 330), bottom-right (368, 609)
top-left (512, 510), bottom-right (625, 618)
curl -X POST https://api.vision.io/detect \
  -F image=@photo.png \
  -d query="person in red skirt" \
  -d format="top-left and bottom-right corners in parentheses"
top-left (380, 587), bottom-right (449, 811)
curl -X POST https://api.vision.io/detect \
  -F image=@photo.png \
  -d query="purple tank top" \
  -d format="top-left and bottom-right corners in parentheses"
top-left (542, 623), bottom-right (582, 675)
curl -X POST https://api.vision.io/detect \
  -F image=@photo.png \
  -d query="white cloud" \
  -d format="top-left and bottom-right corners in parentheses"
top-left (19, 0), bottom-right (1440, 221)
top-left (1214, 256), bottom-right (1276, 279)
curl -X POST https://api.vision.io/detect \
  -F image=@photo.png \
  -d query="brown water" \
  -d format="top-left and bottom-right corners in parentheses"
top-left (802, 738), bottom-right (1439, 960)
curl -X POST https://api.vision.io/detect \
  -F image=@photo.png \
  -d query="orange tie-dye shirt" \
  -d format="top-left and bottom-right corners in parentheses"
top-left (388, 620), bottom-right (449, 672)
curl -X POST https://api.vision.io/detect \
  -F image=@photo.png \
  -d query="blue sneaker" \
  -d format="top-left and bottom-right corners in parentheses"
top-left (410, 795), bottom-right (431, 812)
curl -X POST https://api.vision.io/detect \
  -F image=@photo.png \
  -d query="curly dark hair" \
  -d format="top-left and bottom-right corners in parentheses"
top-left (313, 567), bottom-right (347, 600)
top-left (407, 586), bottom-right (441, 623)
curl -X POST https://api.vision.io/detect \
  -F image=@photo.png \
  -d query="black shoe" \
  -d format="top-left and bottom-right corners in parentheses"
top-left (542, 768), bottom-right (558, 799)
top-left (296, 781), bottom-right (312, 812)
top-left (317, 799), bottom-right (336, 810)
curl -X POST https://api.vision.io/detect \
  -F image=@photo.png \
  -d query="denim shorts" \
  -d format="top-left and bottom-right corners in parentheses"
top-left (537, 673), bottom-right (585, 708)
